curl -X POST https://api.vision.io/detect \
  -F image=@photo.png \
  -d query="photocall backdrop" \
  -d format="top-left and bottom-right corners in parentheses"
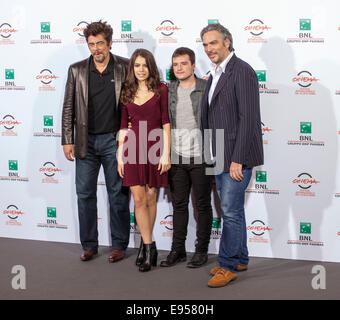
top-left (1, 0), bottom-right (340, 262)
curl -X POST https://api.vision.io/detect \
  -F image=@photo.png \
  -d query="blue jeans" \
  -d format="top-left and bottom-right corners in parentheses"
top-left (76, 133), bottom-right (130, 251)
top-left (215, 168), bottom-right (252, 272)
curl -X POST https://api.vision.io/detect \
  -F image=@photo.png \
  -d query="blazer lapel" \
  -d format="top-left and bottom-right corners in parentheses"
top-left (113, 55), bottom-right (122, 106)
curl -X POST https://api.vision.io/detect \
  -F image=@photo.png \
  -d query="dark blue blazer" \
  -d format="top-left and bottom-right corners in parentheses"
top-left (201, 54), bottom-right (264, 173)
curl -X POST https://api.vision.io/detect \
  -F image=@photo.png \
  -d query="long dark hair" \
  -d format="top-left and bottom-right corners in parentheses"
top-left (120, 49), bottom-right (160, 105)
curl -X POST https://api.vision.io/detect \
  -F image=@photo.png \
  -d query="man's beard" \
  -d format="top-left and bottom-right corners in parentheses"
top-left (94, 51), bottom-right (106, 63)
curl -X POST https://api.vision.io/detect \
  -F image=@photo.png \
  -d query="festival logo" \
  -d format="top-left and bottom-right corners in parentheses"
top-left (261, 121), bottom-right (273, 145)
top-left (36, 69), bottom-right (59, 91)
top-left (156, 20), bottom-right (181, 44)
top-left (245, 19), bottom-right (271, 43)
top-left (3, 204), bottom-right (24, 226)
top-left (247, 220), bottom-right (272, 243)
top-left (160, 214), bottom-right (173, 237)
top-left (40, 161), bottom-right (62, 184)
top-left (293, 172), bottom-right (320, 197)
top-left (0, 22), bottom-right (18, 45)
top-left (292, 70), bottom-right (319, 95)
top-left (1, 114), bottom-right (21, 136)
top-left (73, 21), bottom-right (88, 44)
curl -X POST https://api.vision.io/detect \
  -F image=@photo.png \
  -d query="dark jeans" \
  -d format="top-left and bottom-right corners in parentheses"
top-left (169, 159), bottom-right (213, 253)
top-left (75, 133), bottom-right (130, 251)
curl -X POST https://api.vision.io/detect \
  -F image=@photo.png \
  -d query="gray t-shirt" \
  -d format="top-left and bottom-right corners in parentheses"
top-left (173, 85), bottom-right (201, 158)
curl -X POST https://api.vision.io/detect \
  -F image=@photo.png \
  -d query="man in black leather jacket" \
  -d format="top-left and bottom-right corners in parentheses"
top-left (61, 20), bottom-right (130, 263)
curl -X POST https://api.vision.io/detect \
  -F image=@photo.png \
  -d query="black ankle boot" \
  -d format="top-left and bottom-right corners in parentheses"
top-left (135, 238), bottom-right (144, 266)
top-left (139, 243), bottom-right (157, 272)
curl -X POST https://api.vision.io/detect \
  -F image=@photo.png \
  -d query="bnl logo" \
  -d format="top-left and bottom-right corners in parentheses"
top-left (40, 22), bottom-right (51, 40)
top-left (299, 19), bottom-right (312, 38)
top-left (255, 170), bottom-right (267, 190)
top-left (5, 69), bottom-right (15, 86)
top-left (43, 115), bottom-right (54, 133)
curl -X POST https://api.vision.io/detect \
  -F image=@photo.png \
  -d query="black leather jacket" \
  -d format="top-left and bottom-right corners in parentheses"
top-left (61, 54), bottom-right (129, 158)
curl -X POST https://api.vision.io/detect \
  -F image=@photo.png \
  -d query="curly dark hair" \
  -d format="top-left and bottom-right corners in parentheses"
top-left (120, 49), bottom-right (160, 105)
top-left (83, 20), bottom-right (113, 46)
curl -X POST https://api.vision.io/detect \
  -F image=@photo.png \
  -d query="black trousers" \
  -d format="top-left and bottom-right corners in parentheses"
top-left (168, 160), bottom-right (213, 253)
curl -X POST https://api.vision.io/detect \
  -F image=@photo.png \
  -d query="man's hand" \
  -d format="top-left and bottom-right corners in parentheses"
top-left (229, 162), bottom-right (243, 181)
top-left (63, 144), bottom-right (75, 161)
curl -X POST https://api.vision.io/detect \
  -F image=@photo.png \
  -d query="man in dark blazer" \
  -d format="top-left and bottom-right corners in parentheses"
top-left (62, 21), bottom-right (130, 263)
top-left (200, 24), bottom-right (264, 287)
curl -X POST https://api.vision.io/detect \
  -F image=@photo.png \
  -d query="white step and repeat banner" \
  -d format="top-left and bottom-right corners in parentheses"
top-left (1, 0), bottom-right (340, 262)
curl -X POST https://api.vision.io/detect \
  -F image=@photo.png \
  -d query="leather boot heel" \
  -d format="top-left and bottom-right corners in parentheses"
top-left (151, 241), bottom-right (158, 267)
top-left (135, 239), bottom-right (144, 266)
top-left (139, 244), bottom-right (152, 272)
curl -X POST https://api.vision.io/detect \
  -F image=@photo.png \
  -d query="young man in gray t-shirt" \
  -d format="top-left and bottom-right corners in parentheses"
top-left (160, 47), bottom-right (213, 268)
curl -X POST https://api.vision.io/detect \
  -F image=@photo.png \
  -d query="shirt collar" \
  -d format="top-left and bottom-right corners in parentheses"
top-left (89, 53), bottom-right (114, 74)
top-left (209, 51), bottom-right (234, 76)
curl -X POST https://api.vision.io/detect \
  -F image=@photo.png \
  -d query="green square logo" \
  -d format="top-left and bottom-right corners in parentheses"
top-left (208, 19), bottom-right (219, 24)
top-left (130, 212), bottom-right (136, 223)
top-left (166, 69), bottom-right (176, 81)
top-left (41, 22), bottom-right (50, 33)
top-left (300, 222), bottom-right (311, 234)
top-left (8, 160), bottom-right (18, 171)
top-left (121, 20), bottom-right (132, 32)
top-left (300, 19), bottom-right (311, 31)
top-left (212, 217), bottom-right (221, 229)
top-left (5, 69), bottom-right (14, 80)
top-left (256, 171), bottom-right (267, 183)
top-left (44, 115), bottom-right (53, 127)
top-left (47, 207), bottom-right (56, 218)
top-left (256, 70), bottom-right (266, 82)
top-left (300, 122), bottom-right (312, 134)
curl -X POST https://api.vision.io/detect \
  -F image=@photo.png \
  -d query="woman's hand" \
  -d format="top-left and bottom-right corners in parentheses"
top-left (158, 153), bottom-right (171, 175)
top-left (117, 161), bottom-right (124, 179)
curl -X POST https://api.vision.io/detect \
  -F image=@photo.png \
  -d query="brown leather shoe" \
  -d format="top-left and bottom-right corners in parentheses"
top-left (208, 269), bottom-right (237, 288)
top-left (210, 264), bottom-right (248, 275)
top-left (108, 249), bottom-right (125, 263)
top-left (80, 249), bottom-right (98, 261)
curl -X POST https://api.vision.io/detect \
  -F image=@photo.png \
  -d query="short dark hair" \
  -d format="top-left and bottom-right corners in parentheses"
top-left (171, 47), bottom-right (195, 65)
top-left (83, 20), bottom-right (113, 46)
top-left (200, 23), bottom-right (234, 52)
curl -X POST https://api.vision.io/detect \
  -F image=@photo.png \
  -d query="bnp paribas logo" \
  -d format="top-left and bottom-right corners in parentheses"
top-left (44, 115), bottom-right (53, 127)
top-left (255, 70), bottom-right (278, 94)
top-left (300, 19), bottom-right (311, 31)
top-left (8, 160), bottom-right (18, 171)
top-left (130, 212), bottom-right (139, 234)
top-left (5, 69), bottom-right (14, 80)
top-left (300, 122), bottom-right (312, 134)
top-left (211, 217), bottom-right (222, 239)
top-left (121, 20), bottom-right (132, 32)
top-left (256, 171), bottom-right (267, 183)
top-left (300, 222), bottom-right (311, 234)
top-left (208, 19), bottom-right (219, 24)
top-left (47, 207), bottom-right (56, 218)
top-left (41, 22), bottom-right (50, 33)
top-left (211, 217), bottom-right (221, 229)
top-left (256, 70), bottom-right (266, 82)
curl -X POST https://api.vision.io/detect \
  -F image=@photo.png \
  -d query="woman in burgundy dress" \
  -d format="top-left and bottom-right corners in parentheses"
top-left (118, 49), bottom-right (171, 272)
